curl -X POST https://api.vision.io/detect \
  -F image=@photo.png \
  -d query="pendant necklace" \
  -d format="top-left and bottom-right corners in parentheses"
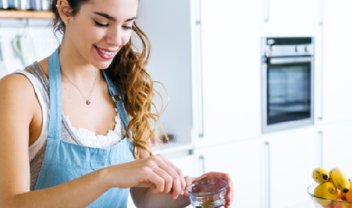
top-left (61, 70), bottom-right (99, 105)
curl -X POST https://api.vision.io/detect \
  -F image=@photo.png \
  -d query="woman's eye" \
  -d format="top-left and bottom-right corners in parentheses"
top-left (94, 20), bottom-right (109, 27)
top-left (122, 25), bottom-right (133, 30)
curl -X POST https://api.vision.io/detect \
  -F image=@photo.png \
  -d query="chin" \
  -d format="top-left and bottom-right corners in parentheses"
top-left (92, 60), bottom-right (113, 70)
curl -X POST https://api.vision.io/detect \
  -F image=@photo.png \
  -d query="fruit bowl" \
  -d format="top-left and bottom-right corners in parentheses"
top-left (308, 184), bottom-right (352, 208)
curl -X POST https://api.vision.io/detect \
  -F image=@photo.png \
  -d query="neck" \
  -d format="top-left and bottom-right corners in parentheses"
top-left (59, 38), bottom-right (99, 82)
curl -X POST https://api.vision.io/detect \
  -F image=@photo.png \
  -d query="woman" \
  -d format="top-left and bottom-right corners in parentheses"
top-left (0, 0), bottom-right (233, 207)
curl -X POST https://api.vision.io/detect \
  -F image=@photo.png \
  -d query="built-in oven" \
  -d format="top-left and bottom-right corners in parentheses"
top-left (261, 37), bottom-right (314, 133)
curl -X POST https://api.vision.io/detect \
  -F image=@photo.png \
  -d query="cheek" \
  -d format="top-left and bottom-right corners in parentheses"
top-left (122, 32), bottom-right (133, 45)
top-left (69, 22), bottom-right (101, 43)
top-left (81, 29), bottom-right (106, 47)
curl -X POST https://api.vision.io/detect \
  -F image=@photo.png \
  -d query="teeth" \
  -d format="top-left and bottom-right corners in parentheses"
top-left (98, 48), bottom-right (114, 56)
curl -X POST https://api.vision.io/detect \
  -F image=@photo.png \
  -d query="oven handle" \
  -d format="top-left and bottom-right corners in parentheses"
top-left (267, 56), bottom-right (313, 65)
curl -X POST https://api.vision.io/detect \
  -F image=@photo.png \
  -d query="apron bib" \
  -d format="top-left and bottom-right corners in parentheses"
top-left (34, 48), bottom-right (135, 208)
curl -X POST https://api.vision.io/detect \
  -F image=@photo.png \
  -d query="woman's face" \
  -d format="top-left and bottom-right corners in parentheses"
top-left (64, 0), bottom-right (138, 69)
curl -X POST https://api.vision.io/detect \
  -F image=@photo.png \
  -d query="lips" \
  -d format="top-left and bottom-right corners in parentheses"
top-left (94, 45), bottom-right (117, 60)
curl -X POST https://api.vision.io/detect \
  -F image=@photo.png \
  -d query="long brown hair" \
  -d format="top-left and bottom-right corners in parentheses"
top-left (52, 0), bottom-right (160, 158)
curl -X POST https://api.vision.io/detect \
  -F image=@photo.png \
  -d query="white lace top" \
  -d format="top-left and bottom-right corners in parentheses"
top-left (63, 112), bottom-right (122, 148)
top-left (17, 70), bottom-right (123, 161)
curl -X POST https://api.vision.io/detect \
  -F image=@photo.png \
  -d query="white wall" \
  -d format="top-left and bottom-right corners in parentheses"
top-left (137, 0), bottom-right (193, 145)
top-left (0, 19), bottom-right (59, 77)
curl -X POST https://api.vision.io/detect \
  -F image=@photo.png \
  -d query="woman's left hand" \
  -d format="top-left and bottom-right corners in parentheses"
top-left (188, 172), bottom-right (234, 208)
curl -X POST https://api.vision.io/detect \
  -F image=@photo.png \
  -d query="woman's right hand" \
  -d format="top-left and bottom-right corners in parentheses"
top-left (105, 155), bottom-right (186, 199)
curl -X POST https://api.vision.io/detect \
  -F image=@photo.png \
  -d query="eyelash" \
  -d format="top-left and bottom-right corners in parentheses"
top-left (94, 20), bottom-right (133, 30)
top-left (94, 20), bottom-right (109, 27)
top-left (123, 26), bottom-right (133, 30)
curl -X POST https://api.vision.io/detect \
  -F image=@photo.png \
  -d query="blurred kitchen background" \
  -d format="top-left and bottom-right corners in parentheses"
top-left (1, 0), bottom-right (352, 207)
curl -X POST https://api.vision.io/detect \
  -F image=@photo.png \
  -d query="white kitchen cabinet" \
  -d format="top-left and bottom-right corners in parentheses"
top-left (262, 127), bottom-right (320, 208)
top-left (195, 139), bottom-right (265, 208)
top-left (320, 120), bottom-right (352, 177)
top-left (262, 0), bottom-right (321, 32)
top-left (321, 0), bottom-right (352, 122)
top-left (195, 0), bottom-right (262, 143)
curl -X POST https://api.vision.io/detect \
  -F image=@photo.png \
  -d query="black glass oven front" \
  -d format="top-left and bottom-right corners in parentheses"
top-left (262, 37), bottom-right (314, 132)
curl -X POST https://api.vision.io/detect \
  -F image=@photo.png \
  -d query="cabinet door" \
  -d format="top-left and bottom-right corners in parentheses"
top-left (321, 120), bottom-right (352, 176)
top-left (196, 139), bottom-right (265, 208)
top-left (263, 0), bottom-right (321, 31)
top-left (264, 127), bottom-right (320, 208)
top-left (322, 0), bottom-right (352, 122)
top-left (197, 0), bottom-right (262, 142)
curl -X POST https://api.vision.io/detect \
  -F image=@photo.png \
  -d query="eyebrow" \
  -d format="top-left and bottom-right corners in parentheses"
top-left (93, 12), bottom-right (136, 22)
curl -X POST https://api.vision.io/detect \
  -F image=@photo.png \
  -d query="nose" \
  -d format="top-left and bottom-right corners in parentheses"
top-left (106, 27), bottom-right (123, 46)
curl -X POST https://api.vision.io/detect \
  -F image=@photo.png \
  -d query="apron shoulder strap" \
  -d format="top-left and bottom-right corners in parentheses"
top-left (102, 71), bottom-right (129, 130)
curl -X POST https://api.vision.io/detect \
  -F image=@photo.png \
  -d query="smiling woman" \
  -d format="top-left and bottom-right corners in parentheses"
top-left (0, 0), bottom-right (233, 207)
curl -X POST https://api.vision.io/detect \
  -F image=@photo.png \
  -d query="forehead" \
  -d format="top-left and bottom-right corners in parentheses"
top-left (82, 0), bottom-right (139, 20)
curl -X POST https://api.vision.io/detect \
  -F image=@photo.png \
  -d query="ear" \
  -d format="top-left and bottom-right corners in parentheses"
top-left (56, 0), bottom-right (73, 25)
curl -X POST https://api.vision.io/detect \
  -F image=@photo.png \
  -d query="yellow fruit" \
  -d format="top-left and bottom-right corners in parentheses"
top-left (314, 182), bottom-right (338, 200)
top-left (344, 181), bottom-right (352, 202)
top-left (337, 190), bottom-right (345, 200)
top-left (313, 168), bottom-right (330, 183)
top-left (330, 168), bottom-right (350, 193)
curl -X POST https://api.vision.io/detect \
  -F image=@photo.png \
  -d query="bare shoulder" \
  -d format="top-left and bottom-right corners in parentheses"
top-left (0, 72), bottom-right (38, 118)
top-left (0, 72), bottom-right (37, 100)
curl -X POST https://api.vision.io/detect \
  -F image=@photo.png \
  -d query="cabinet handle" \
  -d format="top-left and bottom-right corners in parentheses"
top-left (194, 0), bottom-right (204, 138)
top-left (264, 141), bottom-right (271, 208)
top-left (318, 35), bottom-right (324, 121)
top-left (198, 155), bottom-right (205, 174)
top-left (319, 0), bottom-right (324, 26)
top-left (196, 39), bottom-right (204, 139)
top-left (263, 0), bottom-right (270, 22)
top-left (194, 0), bottom-right (202, 24)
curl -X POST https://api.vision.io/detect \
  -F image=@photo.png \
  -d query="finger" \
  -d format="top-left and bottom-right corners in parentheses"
top-left (142, 156), bottom-right (172, 193)
top-left (140, 167), bottom-right (166, 193)
top-left (167, 165), bottom-right (185, 196)
top-left (182, 176), bottom-right (193, 198)
top-left (179, 172), bottom-right (186, 194)
top-left (171, 177), bottom-right (183, 199)
top-left (184, 176), bottom-right (193, 193)
top-left (182, 191), bottom-right (189, 197)
top-left (226, 179), bottom-right (234, 206)
top-left (184, 176), bottom-right (193, 187)
top-left (163, 158), bottom-right (187, 196)
top-left (151, 155), bottom-right (185, 193)
top-left (151, 165), bottom-right (174, 194)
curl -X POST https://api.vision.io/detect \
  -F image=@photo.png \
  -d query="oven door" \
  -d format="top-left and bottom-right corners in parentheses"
top-left (262, 56), bottom-right (314, 132)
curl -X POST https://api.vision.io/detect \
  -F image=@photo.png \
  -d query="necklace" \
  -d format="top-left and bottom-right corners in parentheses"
top-left (61, 70), bottom-right (99, 105)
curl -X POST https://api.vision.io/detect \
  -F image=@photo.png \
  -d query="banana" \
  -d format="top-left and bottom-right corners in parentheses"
top-left (330, 168), bottom-right (350, 193)
top-left (314, 181), bottom-right (338, 200)
top-left (312, 168), bottom-right (330, 183)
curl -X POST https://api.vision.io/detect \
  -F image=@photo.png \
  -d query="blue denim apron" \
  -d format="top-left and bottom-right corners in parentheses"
top-left (34, 48), bottom-right (135, 208)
